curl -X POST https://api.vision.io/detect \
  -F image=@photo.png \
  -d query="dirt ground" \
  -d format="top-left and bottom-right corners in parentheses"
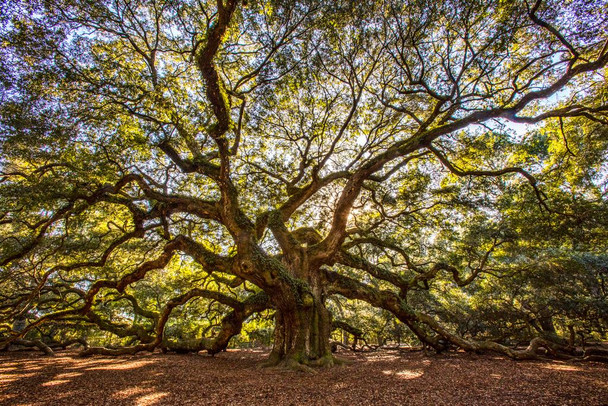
top-left (1, 349), bottom-right (607, 405)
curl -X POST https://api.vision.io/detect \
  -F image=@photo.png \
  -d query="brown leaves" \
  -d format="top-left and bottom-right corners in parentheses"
top-left (1, 349), bottom-right (607, 405)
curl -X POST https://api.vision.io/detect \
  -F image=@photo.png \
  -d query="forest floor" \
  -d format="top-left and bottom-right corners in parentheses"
top-left (1, 348), bottom-right (607, 405)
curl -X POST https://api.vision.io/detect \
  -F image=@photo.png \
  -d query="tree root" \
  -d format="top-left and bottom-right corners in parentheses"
top-left (258, 354), bottom-right (317, 373)
top-left (279, 358), bottom-right (318, 373)
top-left (259, 353), bottom-right (347, 372)
top-left (307, 354), bottom-right (350, 367)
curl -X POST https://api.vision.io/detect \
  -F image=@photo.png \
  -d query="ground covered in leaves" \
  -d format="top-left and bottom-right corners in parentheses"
top-left (1, 349), bottom-right (607, 405)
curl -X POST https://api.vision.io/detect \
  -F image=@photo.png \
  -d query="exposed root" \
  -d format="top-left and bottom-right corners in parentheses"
top-left (257, 351), bottom-right (282, 369)
top-left (259, 355), bottom-right (317, 373)
top-left (258, 353), bottom-right (347, 372)
top-left (280, 358), bottom-right (318, 373)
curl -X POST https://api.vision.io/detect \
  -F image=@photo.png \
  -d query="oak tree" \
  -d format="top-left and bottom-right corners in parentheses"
top-left (1, 0), bottom-right (607, 368)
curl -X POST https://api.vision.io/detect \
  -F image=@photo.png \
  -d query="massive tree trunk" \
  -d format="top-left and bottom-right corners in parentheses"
top-left (268, 296), bottom-right (333, 368)
top-left (264, 262), bottom-right (335, 369)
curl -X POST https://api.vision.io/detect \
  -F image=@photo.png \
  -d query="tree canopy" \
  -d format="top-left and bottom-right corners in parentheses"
top-left (1, 0), bottom-right (608, 367)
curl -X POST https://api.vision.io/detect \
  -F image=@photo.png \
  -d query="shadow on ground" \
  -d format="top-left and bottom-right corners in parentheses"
top-left (1, 349), bottom-right (607, 405)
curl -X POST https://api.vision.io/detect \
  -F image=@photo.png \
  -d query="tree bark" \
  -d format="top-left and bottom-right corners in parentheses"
top-left (266, 294), bottom-right (334, 368)
top-left (263, 262), bottom-right (335, 369)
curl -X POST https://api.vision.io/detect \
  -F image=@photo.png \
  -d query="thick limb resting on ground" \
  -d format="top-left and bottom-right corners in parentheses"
top-left (79, 291), bottom-right (270, 356)
top-left (323, 269), bottom-right (596, 361)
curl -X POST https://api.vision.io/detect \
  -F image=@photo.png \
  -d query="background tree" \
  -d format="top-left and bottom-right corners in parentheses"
top-left (1, 0), bottom-right (607, 368)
